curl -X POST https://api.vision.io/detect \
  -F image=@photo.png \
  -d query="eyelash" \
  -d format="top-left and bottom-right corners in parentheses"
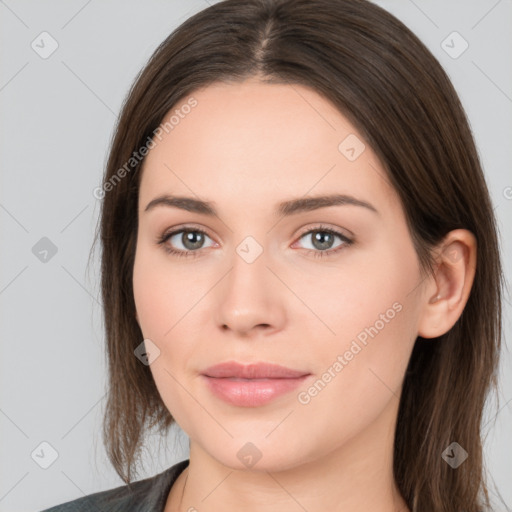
top-left (156, 224), bottom-right (353, 259)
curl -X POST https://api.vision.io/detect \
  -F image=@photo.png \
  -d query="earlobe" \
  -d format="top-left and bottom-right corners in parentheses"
top-left (417, 229), bottom-right (477, 339)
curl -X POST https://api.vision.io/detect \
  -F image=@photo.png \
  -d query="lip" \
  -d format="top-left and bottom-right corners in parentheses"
top-left (201, 361), bottom-right (311, 407)
top-left (202, 361), bottom-right (309, 379)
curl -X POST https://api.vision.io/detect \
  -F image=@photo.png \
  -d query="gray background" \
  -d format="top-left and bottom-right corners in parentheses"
top-left (1, 1), bottom-right (510, 511)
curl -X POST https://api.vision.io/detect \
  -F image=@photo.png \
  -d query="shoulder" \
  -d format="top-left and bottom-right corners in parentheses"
top-left (40, 459), bottom-right (189, 512)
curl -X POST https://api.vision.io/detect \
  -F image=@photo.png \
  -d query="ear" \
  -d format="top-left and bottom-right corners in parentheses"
top-left (417, 229), bottom-right (477, 338)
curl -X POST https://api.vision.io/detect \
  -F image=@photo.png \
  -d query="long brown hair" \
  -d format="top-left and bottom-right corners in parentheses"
top-left (90, 0), bottom-right (504, 510)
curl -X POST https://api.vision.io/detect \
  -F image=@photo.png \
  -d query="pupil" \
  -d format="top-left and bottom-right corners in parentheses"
top-left (313, 231), bottom-right (333, 250)
top-left (183, 231), bottom-right (204, 250)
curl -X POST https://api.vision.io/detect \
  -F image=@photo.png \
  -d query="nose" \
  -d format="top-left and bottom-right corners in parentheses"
top-left (214, 244), bottom-right (286, 338)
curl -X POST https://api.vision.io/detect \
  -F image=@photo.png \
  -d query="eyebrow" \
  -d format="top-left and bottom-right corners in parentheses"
top-left (144, 193), bottom-right (379, 217)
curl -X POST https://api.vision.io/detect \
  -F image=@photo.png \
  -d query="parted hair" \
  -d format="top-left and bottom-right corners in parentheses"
top-left (91, 1), bottom-right (504, 510)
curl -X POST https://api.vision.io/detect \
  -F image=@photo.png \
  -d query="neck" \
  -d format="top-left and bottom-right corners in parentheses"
top-left (167, 397), bottom-right (410, 512)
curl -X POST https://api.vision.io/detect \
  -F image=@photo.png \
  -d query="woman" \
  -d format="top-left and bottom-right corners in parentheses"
top-left (42, 0), bottom-right (504, 510)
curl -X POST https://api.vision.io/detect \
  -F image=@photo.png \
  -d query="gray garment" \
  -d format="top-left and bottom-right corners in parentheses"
top-left (40, 459), bottom-right (190, 512)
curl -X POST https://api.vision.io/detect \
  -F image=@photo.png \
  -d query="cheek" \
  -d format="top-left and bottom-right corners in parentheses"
top-left (307, 236), bottom-right (421, 402)
top-left (298, 245), bottom-right (419, 353)
top-left (133, 242), bottom-right (198, 338)
top-left (295, 299), bottom-right (417, 457)
top-left (132, 246), bottom-right (197, 421)
top-left (132, 243), bottom-right (207, 382)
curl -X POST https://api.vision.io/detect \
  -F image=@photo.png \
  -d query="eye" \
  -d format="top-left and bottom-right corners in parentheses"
top-left (292, 225), bottom-right (353, 258)
top-left (157, 224), bottom-right (353, 259)
top-left (157, 227), bottom-right (216, 258)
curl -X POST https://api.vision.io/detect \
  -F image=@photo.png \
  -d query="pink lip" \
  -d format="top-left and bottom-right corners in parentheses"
top-left (201, 361), bottom-right (311, 407)
top-left (202, 361), bottom-right (309, 379)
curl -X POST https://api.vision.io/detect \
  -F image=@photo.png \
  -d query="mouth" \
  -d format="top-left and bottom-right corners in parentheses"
top-left (201, 360), bottom-right (310, 379)
top-left (201, 361), bottom-right (311, 407)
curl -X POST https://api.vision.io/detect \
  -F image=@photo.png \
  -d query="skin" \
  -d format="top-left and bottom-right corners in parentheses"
top-left (132, 78), bottom-right (476, 512)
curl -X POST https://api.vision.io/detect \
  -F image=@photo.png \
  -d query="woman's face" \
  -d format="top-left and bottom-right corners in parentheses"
top-left (133, 79), bottom-right (428, 471)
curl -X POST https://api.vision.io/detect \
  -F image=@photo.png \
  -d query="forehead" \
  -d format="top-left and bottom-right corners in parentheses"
top-left (138, 79), bottom-right (397, 216)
